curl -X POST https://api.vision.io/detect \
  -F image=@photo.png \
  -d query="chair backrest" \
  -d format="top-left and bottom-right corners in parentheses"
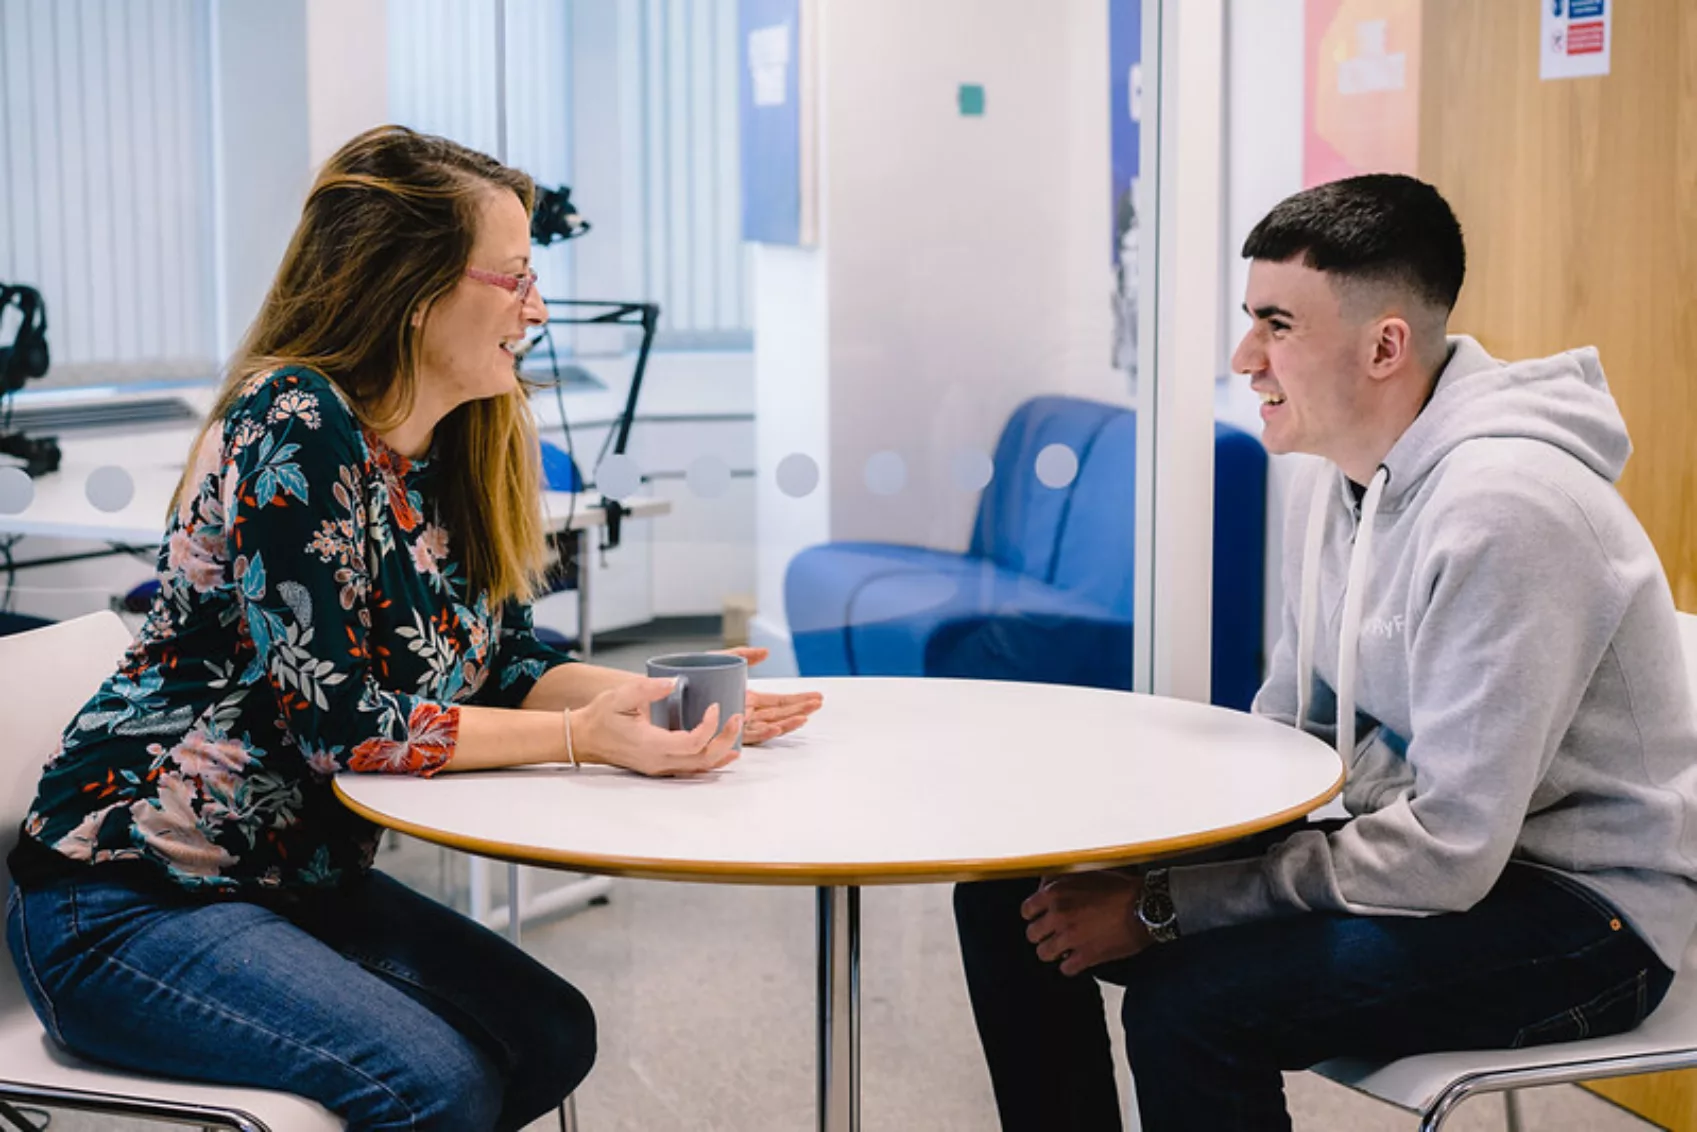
top-left (0, 612), bottom-right (133, 892)
top-left (0, 613), bottom-right (131, 1013)
top-left (970, 396), bottom-right (1133, 583)
top-left (1046, 408), bottom-right (1139, 610)
top-left (539, 439), bottom-right (583, 493)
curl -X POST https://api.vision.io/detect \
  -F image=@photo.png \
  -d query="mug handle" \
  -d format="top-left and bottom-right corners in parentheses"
top-left (666, 675), bottom-right (689, 730)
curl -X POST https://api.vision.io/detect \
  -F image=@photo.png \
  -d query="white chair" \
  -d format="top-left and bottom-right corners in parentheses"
top-left (1311, 611), bottom-right (1697, 1130)
top-left (0, 612), bottom-right (342, 1131)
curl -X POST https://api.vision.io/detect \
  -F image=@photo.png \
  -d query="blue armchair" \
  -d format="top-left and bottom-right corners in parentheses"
top-left (783, 395), bottom-right (1267, 710)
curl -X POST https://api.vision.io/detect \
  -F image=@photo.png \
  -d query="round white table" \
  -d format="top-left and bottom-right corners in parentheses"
top-left (335, 677), bottom-right (1343, 1132)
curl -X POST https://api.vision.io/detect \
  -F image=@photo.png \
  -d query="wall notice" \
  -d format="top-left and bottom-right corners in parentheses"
top-left (1541, 0), bottom-right (1611, 81)
top-left (740, 0), bottom-right (814, 245)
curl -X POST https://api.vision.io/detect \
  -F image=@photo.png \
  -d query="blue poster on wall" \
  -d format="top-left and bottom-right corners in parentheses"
top-left (740, 0), bottom-right (804, 245)
top-left (1109, 0), bottom-right (1142, 375)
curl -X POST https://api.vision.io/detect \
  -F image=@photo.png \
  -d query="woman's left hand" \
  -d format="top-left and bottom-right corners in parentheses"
top-left (719, 647), bottom-right (825, 745)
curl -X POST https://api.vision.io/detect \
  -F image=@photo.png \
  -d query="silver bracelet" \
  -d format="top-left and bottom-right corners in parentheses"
top-left (563, 707), bottom-right (579, 769)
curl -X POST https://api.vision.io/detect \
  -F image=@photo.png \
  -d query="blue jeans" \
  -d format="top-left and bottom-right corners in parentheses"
top-left (7, 869), bottom-right (595, 1131)
top-left (954, 859), bottom-right (1673, 1131)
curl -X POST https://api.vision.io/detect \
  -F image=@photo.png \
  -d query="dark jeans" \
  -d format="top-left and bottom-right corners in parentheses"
top-left (954, 858), bottom-right (1672, 1132)
top-left (7, 869), bottom-right (595, 1131)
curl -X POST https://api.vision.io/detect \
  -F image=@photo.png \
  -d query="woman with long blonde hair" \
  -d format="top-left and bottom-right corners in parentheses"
top-left (4, 126), bottom-right (819, 1129)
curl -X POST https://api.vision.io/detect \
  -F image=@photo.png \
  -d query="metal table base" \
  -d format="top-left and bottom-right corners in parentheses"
top-left (817, 885), bottom-right (861, 1132)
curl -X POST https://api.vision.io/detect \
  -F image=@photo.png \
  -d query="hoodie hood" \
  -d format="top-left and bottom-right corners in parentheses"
top-left (1295, 336), bottom-right (1634, 770)
top-left (1378, 335), bottom-right (1632, 507)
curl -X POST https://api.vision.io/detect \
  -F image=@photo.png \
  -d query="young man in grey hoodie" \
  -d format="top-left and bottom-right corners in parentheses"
top-left (954, 174), bottom-right (1697, 1131)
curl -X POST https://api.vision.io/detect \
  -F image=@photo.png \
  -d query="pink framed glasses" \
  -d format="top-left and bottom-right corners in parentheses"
top-left (465, 267), bottom-right (539, 302)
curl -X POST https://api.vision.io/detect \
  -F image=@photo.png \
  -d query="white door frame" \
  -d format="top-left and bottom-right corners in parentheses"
top-left (1133, 0), bottom-right (1224, 704)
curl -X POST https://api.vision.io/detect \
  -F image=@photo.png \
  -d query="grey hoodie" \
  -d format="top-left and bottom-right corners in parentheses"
top-left (1169, 336), bottom-right (1697, 969)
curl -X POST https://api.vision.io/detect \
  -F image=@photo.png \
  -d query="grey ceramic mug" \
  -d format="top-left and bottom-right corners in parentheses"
top-left (647, 653), bottom-right (747, 749)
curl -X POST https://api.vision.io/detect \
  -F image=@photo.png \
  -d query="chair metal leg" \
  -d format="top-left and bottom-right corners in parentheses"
top-left (558, 1093), bottom-right (580, 1132)
top-left (1420, 1083), bottom-right (1527, 1132)
top-left (0, 1084), bottom-right (264, 1130)
top-left (0, 1100), bottom-right (43, 1132)
top-left (1503, 1089), bottom-right (1524, 1132)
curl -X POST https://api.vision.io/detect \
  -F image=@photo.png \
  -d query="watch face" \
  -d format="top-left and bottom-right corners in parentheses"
top-left (1138, 871), bottom-right (1179, 941)
top-left (1139, 884), bottom-right (1178, 942)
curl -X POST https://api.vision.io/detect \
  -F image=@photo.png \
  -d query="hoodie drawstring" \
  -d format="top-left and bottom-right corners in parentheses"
top-left (1295, 464), bottom-right (1389, 760)
top-left (1294, 470), bottom-right (1330, 735)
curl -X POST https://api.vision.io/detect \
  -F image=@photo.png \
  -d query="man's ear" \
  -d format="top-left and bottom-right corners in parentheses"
top-left (1367, 317), bottom-right (1413, 381)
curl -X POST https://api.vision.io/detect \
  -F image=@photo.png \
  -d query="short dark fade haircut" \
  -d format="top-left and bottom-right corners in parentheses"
top-left (1242, 173), bottom-right (1466, 312)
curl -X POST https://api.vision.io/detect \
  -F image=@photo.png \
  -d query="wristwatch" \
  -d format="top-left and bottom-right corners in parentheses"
top-left (1136, 868), bottom-right (1181, 944)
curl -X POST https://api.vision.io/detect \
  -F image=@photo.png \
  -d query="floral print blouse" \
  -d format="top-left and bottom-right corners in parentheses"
top-left (16, 366), bottom-right (572, 892)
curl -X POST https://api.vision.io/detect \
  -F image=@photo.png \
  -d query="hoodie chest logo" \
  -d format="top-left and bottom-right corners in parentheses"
top-left (1361, 613), bottom-right (1406, 641)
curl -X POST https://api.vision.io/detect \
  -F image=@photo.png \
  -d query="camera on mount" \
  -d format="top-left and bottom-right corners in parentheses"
top-left (531, 185), bottom-right (591, 246)
top-left (0, 282), bottom-right (61, 478)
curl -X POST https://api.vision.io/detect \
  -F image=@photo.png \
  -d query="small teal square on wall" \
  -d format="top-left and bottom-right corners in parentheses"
top-left (957, 83), bottom-right (985, 116)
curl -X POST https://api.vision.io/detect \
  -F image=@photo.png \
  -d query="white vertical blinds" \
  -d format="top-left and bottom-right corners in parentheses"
top-left (0, 0), bottom-right (217, 384)
top-left (642, 0), bottom-right (746, 339)
top-left (0, 0), bottom-right (747, 386)
top-left (388, 0), bottom-right (748, 342)
top-left (388, 0), bottom-right (502, 158)
top-left (388, 0), bottom-right (577, 319)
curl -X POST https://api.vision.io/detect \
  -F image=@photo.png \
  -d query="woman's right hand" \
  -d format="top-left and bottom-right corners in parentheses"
top-left (571, 678), bottom-right (743, 777)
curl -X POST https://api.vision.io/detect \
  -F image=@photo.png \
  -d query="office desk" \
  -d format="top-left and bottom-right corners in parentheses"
top-left (335, 676), bottom-right (1345, 1132)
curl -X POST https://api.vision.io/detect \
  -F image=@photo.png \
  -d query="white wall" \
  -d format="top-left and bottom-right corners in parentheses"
top-left (753, 244), bottom-right (831, 642)
top-left (306, 0), bottom-right (388, 168)
top-left (212, 0), bottom-right (309, 358)
top-left (1222, 0), bottom-right (1305, 385)
top-left (1222, 0), bottom-right (1307, 655)
top-left (751, 0), bottom-right (1123, 660)
top-left (822, 0), bottom-right (1123, 550)
top-left (214, 0), bottom-right (388, 359)
top-left (211, 0), bottom-right (310, 358)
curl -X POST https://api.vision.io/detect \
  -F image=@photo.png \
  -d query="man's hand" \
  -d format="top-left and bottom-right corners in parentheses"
top-left (1021, 871), bottom-right (1152, 977)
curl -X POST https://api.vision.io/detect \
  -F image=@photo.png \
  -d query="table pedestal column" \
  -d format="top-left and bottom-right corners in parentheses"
top-left (816, 885), bottom-right (861, 1132)
top-left (576, 527), bottom-right (594, 659)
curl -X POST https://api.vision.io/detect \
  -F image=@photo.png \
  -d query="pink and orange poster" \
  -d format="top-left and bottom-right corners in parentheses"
top-left (1303, 0), bottom-right (1421, 188)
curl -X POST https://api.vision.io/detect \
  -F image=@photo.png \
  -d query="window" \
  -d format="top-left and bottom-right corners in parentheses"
top-left (0, 0), bottom-right (217, 386)
top-left (388, 0), bottom-right (749, 350)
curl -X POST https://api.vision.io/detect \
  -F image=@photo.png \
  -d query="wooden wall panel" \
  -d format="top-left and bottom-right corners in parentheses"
top-left (1418, 0), bottom-right (1697, 612)
top-left (1419, 3), bottom-right (1697, 1123)
top-left (1587, 1069), bottom-right (1697, 1131)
